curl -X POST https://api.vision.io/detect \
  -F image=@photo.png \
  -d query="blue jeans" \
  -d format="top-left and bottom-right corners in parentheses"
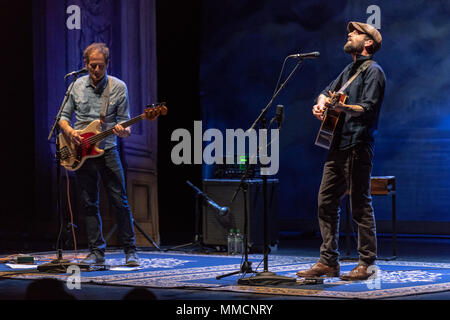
top-left (76, 147), bottom-right (136, 255)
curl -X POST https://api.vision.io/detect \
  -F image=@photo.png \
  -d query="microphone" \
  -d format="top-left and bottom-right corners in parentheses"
top-left (204, 197), bottom-right (229, 216)
top-left (65, 67), bottom-right (88, 78)
top-left (275, 105), bottom-right (284, 129)
top-left (186, 180), bottom-right (229, 216)
top-left (288, 51), bottom-right (320, 59)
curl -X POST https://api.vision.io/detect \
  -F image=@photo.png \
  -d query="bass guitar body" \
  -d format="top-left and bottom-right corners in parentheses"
top-left (59, 120), bottom-right (104, 171)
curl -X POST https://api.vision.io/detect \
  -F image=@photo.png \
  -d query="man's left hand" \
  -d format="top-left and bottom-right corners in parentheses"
top-left (113, 124), bottom-right (131, 138)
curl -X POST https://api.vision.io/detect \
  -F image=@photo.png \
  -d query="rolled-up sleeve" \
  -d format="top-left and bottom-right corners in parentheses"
top-left (116, 84), bottom-right (131, 124)
top-left (357, 65), bottom-right (385, 116)
top-left (60, 89), bottom-right (75, 123)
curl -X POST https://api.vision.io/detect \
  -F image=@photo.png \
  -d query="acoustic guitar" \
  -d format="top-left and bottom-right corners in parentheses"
top-left (315, 60), bottom-right (373, 150)
top-left (58, 102), bottom-right (167, 171)
top-left (314, 92), bottom-right (347, 149)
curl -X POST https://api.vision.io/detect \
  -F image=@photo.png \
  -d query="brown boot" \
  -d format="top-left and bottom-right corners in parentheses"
top-left (340, 264), bottom-right (376, 281)
top-left (296, 262), bottom-right (340, 278)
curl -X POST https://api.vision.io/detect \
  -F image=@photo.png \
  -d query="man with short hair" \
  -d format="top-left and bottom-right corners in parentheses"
top-left (59, 43), bottom-right (139, 266)
top-left (297, 22), bottom-right (385, 280)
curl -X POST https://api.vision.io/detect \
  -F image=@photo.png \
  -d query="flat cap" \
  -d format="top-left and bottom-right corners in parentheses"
top-left (347, 21), bottom-right (382, 52)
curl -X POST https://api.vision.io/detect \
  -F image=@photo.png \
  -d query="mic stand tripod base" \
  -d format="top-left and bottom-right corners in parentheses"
top-left (216, 260), bottom-right (253, 280)
top-left (237, 272), bottom-right (297, 285)
top-left (37, 260), bottom-right (91, 273)
top-left (37, 250), bottom-right (91, 273)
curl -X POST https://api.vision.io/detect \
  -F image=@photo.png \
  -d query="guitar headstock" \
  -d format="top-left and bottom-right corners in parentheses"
top-left (144, 102), bottom-right (168, 121)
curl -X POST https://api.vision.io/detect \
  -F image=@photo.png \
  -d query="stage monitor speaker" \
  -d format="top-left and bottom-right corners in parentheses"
top-left (202, 179), bottom-right (279, 248)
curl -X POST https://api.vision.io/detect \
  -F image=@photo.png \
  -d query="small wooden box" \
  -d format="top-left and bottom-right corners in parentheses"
top-left (370, 176), bottom-right (396, 195)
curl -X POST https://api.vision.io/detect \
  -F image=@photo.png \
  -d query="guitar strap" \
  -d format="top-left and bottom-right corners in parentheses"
top-left (337, 59), bottom-right (373, 122)
top-left (99, 78), bottom-right (111, 124)
top-left (337, 59), bottom-right (374, 93)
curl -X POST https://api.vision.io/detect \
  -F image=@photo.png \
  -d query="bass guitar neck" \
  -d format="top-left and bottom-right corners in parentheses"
top-left (58, 102), bottom-right (167, 171)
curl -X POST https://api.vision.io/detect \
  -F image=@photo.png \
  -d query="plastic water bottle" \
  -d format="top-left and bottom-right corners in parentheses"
top-left (227, 229), bottom-right (235, 255)
top-left (235, 229), bottom-right (244, 255)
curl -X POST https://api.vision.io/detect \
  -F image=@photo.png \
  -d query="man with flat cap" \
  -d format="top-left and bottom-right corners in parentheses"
top-left (297, 22), bottom-right (385, 280)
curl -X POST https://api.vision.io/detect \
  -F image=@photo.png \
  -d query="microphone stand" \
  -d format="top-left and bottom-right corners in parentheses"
top-left (231, 57), bottom-right (306, 285)
top-left (165, 181), bottom-right (221, 252)
top-left (41, 73), bottom-right (90, 273)
top-left (216, 177), bottom-right (253, 280)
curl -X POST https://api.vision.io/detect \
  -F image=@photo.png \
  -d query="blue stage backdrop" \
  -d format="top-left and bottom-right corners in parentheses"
top-left (199, 0), bottom-right (450, 234)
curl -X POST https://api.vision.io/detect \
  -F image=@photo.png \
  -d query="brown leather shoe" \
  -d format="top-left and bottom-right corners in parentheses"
top-left (296, 262), bottom-right (340, 278)
top-left (340, 264), bottom-right (376, 281)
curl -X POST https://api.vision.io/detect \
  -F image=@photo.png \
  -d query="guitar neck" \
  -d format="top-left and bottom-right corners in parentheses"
top-left (89, 114), bottom-right (145, 144)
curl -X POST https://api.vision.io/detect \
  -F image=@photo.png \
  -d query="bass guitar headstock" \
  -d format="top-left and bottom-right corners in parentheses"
top-left (144, 102), bottom-right (168, 121)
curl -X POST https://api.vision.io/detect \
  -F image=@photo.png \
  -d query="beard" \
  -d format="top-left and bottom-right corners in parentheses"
top-left (343, 40), bottom-right (364, 54)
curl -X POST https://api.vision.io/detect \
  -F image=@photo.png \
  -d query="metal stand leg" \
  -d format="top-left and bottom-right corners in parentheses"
top-left (216, 183), bottom-right (253, 280)
top-left (236, 178), bottom-right (295, 285)
top-left (392, 194), bottom-right (397, 258)
top-left (106, 220), bottom-right (161, 251)
top-left (341, 195), bottom-right (358, 261)
top-left (165, 183), bottom-right (218, 253)
top-left (345, 196), bottom-right (351, 257)
top-left (134, 220), bottom-right (161, 250)
top-left (376, 192), bottom-right (397, 261)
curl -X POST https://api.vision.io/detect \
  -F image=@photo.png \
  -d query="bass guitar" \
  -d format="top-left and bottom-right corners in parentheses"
top-left (58, 102), bottom-right (167, 171)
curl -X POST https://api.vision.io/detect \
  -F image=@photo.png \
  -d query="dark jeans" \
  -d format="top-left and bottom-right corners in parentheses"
top-left (76, 147), bottom-right (136, 256)
top-left (317, 143), bottom-right (377, 267)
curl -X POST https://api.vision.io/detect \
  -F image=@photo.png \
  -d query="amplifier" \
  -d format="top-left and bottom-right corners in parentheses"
top-left (212, 155), bottom-right (261, 179)
top-left (202, 179), bottom-right (279, 248)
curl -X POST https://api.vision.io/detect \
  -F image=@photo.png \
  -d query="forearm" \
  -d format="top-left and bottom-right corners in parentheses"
top-left (339, 104), bottom-right (365, 117)
top-left (59, 119), bottom-right (74, 135)
top-left (317, 94), bottom-right (328, 105)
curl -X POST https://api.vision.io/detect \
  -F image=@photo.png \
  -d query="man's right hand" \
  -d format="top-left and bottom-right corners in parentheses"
top-left (312, 103), bottom-right (326, 121)
top-left (59, 120), bottom-right (82, 146)
top-left (66, 127), bottom-right (82, 146)
top-left (312, 94), bottom-right (329, 121)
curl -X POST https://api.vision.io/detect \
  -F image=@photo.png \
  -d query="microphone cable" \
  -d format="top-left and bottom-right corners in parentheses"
top-left (272, 56), bottom-right (290, 97)
top-left (64, 169), bottom-right (79, 262)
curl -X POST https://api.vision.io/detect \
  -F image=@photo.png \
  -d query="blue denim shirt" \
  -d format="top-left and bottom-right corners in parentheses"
top-left (60, 74), bottom-right (131, 150)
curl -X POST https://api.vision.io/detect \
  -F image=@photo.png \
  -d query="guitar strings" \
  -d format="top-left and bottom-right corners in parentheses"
top-left (65, 104), bottom-right (164, 153)
top-left (80, 113), bottom-right (146, 147)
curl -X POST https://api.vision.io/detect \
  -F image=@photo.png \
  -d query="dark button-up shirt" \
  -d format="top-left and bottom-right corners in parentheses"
top-left (319, 54), bottom-right (385, 150)
top-left (60, 74), bottom-right (131, 150)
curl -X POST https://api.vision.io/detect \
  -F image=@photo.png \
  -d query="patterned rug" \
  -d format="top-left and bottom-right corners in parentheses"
top-left (1, 251), bottom-right (450, 299)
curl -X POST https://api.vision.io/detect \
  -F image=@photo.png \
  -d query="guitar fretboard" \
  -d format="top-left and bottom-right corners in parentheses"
top-left (87, 114), bottom-right (145, 145)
